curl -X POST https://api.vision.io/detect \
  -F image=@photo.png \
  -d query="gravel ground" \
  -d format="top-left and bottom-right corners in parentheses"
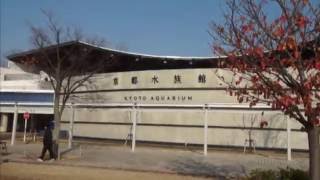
top-left (0, 162), bottom-right (211, 180)
top-left (0, 140), bottom-right (309, 179)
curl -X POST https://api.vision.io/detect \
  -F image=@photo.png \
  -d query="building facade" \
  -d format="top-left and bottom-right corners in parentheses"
top-left (6, 41), bottom-right (308, 151)
top-left (58, 68), bottom-right (307, 150)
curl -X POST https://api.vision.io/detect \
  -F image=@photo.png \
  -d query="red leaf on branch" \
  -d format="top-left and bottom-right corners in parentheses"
top-left (277, 43), bottom-right (286, 51)
top-left (286, 36), bottom-right (297, 50)
top-left (254, 47), bottom-right (264, 57)
top-left (315, 62), bottom-right (320, 70)
top-left (304, 81), bottom-right (312, 90)
top-left (280, 96), bottom-right (295, 108)
top-left (260, 60), bottom-right (267, 70)
top-left (241, 23), bottom-right (254, 33)
top-left (251, 76), bottom-right (259, 83)
top-left (273, 27), bottom-right (285, 37)
top-left (279, 15), bottom-right (287, 23)
top-left (293, 50), bottom-right (300, 59)
top-left (295, 15), bottom-right (308, 28)
top-left (312, 118), bottom-right (319, 126)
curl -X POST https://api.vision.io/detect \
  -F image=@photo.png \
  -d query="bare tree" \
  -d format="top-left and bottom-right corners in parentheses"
top-left (242, 113), bottom-right (257, 152)
top-left (19, 10), bottom-right (115, 158)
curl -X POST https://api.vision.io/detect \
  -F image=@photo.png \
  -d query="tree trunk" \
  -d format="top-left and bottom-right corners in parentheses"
top-left (52, 90), bottom-right (61, 159)
top-left (307, 126), bottom-right (320, 180)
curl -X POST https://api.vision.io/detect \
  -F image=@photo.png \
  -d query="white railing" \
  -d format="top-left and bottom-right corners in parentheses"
top-left (5, 101), bottom-right (292, 161)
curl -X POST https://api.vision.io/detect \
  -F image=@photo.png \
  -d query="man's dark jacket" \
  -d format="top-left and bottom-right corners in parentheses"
top-left (43, 128), bottom-right (53, 145)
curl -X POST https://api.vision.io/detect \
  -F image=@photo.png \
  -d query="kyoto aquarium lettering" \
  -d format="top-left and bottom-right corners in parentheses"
top-left (111, 74), bottom-right (206, 102)
top-left (113, 74), bottom-right (207, 86)
top-left (124, 95), bottom-right (192, 102)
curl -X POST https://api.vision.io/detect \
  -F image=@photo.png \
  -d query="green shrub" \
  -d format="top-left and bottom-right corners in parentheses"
top-left (278, 168), bottom-right (309, 180)
top-left (246, 167), bottom-right (309, 180)
top-left (248, 169), bottom-right (278, 180)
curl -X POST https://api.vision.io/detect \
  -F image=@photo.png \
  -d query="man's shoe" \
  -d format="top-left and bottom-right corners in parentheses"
top-left (48, 158), bottom-right (55, 162)
top-left (37, 158), bottom-right (43, 162)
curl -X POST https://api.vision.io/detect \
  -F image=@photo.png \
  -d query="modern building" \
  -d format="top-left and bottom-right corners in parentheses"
top-left (5, 41), bottom-right (308, 153)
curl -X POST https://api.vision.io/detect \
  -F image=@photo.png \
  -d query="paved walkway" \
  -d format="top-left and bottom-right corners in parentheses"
top-left (1, 140), bottom-right (309, 179)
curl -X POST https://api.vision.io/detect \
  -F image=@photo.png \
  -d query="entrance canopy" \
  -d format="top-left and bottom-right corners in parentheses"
top-left (7, 41), bottom-right (221, 74)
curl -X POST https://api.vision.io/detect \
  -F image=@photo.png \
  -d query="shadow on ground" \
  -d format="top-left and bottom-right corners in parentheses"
top-left (167, 158), bottom-right (247, 179)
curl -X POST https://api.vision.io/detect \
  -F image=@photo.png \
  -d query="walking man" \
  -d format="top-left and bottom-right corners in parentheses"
top-left (37, 125), bottom-right (54, 161)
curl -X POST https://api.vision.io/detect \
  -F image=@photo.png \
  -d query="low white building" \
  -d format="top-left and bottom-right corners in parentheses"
top-left (0, 63), bottom-right (53, 135)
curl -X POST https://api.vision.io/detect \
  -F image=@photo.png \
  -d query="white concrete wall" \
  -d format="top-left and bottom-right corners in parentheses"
top-left (0, 67), bottom-right (51, 91)
top-left (61, 107), bottom-right (308, 150)
top-left (60, 69), bottom-right (309, 150)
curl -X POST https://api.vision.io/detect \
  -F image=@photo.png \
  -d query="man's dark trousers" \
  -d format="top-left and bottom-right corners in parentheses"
top-left (40, 143), bottom-right (54, 159)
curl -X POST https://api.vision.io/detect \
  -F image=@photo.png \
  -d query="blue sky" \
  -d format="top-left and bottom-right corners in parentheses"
top-left (0, 0), bottom-right (227, 66)
top-left (1, 0), bottom-right (318, 66)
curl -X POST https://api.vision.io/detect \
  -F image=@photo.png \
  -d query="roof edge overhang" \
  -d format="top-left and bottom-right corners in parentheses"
top-left (6, 41), bottom-right (227, 74)
top-left (7, 40), bottom-right (223, 61)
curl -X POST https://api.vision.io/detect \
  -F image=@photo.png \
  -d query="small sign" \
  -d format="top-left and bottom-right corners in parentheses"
top-left (23, 112), bottom-right (30, 120)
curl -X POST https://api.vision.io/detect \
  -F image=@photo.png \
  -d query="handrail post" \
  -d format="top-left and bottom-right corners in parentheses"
top-left (203, 104), bottom-right (208, 156)
top-left (287, 116), bottom-right (292, 161)
top-left (131, 103), bottom-right (137, 152)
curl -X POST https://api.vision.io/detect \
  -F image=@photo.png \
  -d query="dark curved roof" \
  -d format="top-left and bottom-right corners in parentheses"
top-left (7, 41), bottom-right (223, 73)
